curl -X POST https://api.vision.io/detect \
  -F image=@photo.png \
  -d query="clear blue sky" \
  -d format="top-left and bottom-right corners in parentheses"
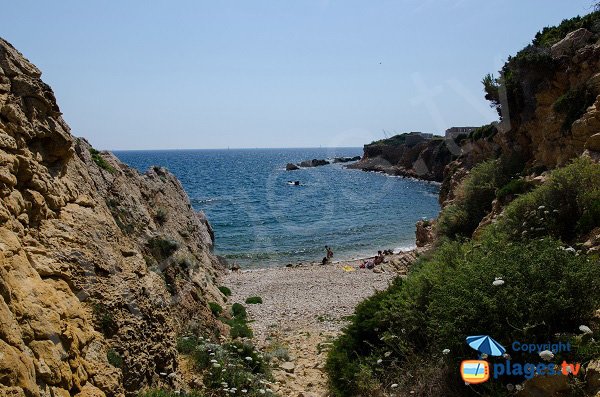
top-left (2, 0), bottom-right (595, 149)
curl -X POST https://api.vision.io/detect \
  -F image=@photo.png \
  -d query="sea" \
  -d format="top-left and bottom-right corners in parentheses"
top-left (114, 148), bottom-right (440, 268)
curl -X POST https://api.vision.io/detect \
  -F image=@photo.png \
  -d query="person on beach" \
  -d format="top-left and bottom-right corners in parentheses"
top-left (374, 250), bottom-right (384, 266)
top-left (326, 246), bottom-right (334, 260)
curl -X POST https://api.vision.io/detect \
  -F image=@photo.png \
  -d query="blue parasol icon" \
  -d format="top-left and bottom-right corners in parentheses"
top-left (466, 335), bottom-right (506, 357)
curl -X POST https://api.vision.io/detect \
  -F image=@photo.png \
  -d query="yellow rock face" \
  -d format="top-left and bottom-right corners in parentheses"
top-left (0, 38), bottom-right (225, 396)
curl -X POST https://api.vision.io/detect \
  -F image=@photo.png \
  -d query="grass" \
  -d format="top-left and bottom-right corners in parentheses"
top-left (89, 148), bottom-right (116, 174)
top-left (245, 296), bottom-right (263, 305)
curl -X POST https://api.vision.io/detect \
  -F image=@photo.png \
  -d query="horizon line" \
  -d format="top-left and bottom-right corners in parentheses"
top-left (109, 145), bottom-right (366, 152)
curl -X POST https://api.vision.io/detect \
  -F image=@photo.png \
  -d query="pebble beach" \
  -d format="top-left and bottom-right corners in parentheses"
top-left (222, 250), bottom-right (422, 397)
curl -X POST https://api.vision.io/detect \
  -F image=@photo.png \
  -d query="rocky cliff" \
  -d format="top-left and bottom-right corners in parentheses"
top-left (0, 38), bottom-right (225, 397)
top-left (348, 133), bottom-right (454, 182)
top-left (440, 15), bottom-right (600, 207)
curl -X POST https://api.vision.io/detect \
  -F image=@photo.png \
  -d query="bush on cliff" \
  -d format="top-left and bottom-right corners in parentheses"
top-left (553, 83), bottom-right (598, 132)
top-left (326, 234), bottom-right (599, 396)
top-left (89, 148), bottom-right (116, 174)
top-left (437, 152), bottom-right (525, 239)
top-left (533, 11), bottom-right (600, 47)
top-left (494, 157), bottom-right (600, 242)
top-left (147, 237), bottom-right (179, 259)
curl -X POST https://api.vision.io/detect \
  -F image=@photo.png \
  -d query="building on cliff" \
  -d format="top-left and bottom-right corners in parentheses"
top-left (445, 126), bottom-right (477, 139)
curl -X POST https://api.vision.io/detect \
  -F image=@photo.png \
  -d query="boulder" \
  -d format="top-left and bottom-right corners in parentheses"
top-left (415, 220), bottom-right (434, 247)
top-left (286, 163), bottom-right (300, 171)
top-left (517, 371), bottom-right (569, 397)
top-left (586, 133), bottom-right (600, 152)
top-left (279, 362), bottom-right (295, 373)
top-left (551, 28), bottom-right (593, 58)
top-left (298, 159), bottom-right (329, 168)
top-left (332, 156), bottom-right (361, 163)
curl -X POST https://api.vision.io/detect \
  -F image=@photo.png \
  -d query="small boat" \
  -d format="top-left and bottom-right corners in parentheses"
top-left (287, 181), bottom-right (301, 186)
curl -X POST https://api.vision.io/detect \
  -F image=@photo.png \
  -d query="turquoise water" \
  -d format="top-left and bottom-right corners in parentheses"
top-left (115, 148), bottom-right (440, 267)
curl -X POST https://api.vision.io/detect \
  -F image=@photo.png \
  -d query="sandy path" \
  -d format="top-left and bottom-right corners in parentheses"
top-left (223, 252), bottom-right (419, 397)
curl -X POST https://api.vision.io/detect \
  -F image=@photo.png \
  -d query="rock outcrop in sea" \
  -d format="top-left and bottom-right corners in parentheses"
top-left (0, 38), bottom-right (225, 397)
top-left (347, 133), bottom-right (453, 181)
top-left (285, 156), bottom-right (360, 171)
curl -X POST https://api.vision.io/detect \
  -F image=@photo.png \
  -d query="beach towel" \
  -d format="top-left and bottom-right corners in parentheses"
top-left (342, 265), bottom-right (355, 272)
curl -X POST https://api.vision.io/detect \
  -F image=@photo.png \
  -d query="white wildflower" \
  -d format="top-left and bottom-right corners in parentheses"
top-left (211, 359), bottom-right (218, 363)
top-left (580, 325), bottom-right (593, 334)
top-left (212, 363), bottom-right (221, 368)
top-left (442, 349), bottom-right (450, 355)
top-left (241, 390), bottom-right (248, 394)
top-left (245, 357), bottom-right (253, 361)
top-left (492, 278), bottom-right (505, 286)
top-left (377, 359), bottom-right (383, 364)
top-left (539, 350), bottom-right (554, 361)
top-left (391, 384), bottom-right (398, 388)
top-left (384, 351), bottom-right (392, 357)
top-left (259, 389), bottom-right (266, 394)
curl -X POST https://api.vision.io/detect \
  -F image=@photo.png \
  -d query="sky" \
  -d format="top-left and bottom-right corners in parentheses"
top-left (2, 0), bottom-right (596, 150)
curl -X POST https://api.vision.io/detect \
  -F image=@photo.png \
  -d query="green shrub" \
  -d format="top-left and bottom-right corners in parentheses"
top-left (218, 286), bottom-right (232, 296)
top-left (177, 335), bottom-right (200, 354)
top-left (231, 303), bottom-right (247, 320)
top-left (229, 320), bottom-right (253, 339)
top-left (468, 123), bottom-right (498, 142)
top-left (147, 237), bottom-right (179, 259)
top-left (553, 84), bottom-right (597, 132)
top-left (245, 296), bottom-right (263, 305)
top-left (533, 11), bottom-right (600, 47)
top-left (246, 296), bottom-right (262, 305)
top-left (437, 159), bottom-right (500, 238)
top-left (138, 389), bottom-right (204, 397)
top-left (437, 153), bottom-right (525, 239)
top-left (326, 235), bottom-right (600, 396)
top-left (208, 302), bottom-right (223, 316)
top-left (494, 157), bottom-right (600, 241)
top-left (155, 208), bottom-right (168, 225)
top-left (495, 178), bottom-right (533, 201)
top-left (187, 339), bottom-right (273, 397)
top-left (89, 148), bottom-right (116, 174)
top-left (93, 303), bottom-right (118, 337)
top-left (107, 349), bottom-right (123, 368)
